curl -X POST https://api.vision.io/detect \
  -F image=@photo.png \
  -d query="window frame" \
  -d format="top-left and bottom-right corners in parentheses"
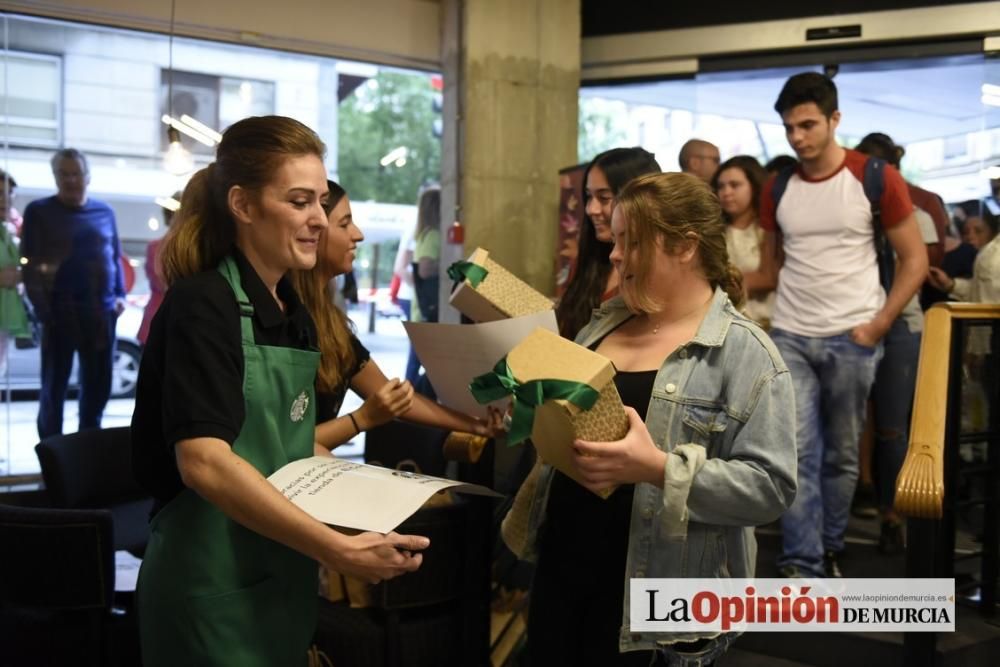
top-left (0, 49), bottom-right (62, 149)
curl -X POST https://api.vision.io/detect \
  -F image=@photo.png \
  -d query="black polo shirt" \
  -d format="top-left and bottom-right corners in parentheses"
top-left (131, 250), bottom-right (318, 514)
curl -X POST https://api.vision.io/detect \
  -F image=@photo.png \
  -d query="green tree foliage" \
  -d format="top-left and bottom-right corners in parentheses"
top-left (338, 71), bottom-right (441, 205)
top-left (578, 97), bottom-right (629, 165)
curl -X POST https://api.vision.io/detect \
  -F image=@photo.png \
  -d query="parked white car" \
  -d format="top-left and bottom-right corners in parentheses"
top-left (1, 304), bottom-right (143, 399)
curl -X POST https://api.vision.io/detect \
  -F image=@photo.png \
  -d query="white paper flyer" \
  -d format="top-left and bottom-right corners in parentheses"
top-left (268, 456), bottom-right (499, 534)
top-left (403, 310), bottom-right (559, 417)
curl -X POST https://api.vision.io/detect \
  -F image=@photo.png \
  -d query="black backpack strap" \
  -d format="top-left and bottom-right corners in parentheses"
top-left (863, 157), bottom-right (893, 291)
top-left (769, 165), bottom-right (796, 228)
top-left (863, 156), bottom-right (885, 218)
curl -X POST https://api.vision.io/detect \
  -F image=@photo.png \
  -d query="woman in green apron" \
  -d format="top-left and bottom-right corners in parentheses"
top-left (130, 116), bottom-right (427, 667)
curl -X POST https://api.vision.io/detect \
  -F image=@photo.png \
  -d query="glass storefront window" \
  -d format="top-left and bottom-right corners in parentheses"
top-left (219, 77), bottom-right (276, 126)
top-left (0, 13), bottom-right (439, 480)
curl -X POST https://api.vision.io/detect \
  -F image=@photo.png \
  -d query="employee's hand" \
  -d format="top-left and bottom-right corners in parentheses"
top-left (356, 378), bottom-right (414, 430)
top-left (329, 531), bottom-right (429, 584)
top-left (571, 406), bottom-right (667, 493)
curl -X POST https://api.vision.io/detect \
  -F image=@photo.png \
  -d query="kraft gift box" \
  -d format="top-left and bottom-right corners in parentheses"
top-left (472, 327), bottom-right (629, 498)
top-left (448, 247), bottom-right (554, 322)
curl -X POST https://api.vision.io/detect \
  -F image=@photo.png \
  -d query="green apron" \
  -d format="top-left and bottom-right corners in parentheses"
top-left (138, 256), bottom-right (320, 666)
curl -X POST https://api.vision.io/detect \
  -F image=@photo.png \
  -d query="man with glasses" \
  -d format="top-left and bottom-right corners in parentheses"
top-left (21, 148), bottom-right (126, 438)
top-left (678, 138), bottom-right (721, 182)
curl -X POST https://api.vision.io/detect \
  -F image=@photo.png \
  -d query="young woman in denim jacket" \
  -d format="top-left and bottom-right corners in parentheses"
top-left (520, 172), bottom-right (798, 666)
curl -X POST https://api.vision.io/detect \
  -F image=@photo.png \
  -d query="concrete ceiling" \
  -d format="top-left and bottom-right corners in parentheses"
top-left (579, 0), bottom-right (992, 37)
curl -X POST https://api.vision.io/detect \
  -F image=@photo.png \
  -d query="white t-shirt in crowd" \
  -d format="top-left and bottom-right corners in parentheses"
top-left (760, 149), bottom-right (913, 338)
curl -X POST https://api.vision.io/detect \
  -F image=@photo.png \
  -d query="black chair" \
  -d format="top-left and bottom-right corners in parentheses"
top-left (35, 426), bottom-right (153, 555)
top-left (0, 504), bottom-right (117, 666)
top-left (313, 496), bottom-right (492, 667)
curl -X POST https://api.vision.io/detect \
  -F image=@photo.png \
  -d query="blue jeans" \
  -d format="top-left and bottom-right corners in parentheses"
top-left (397, 297), bottom-right (424, 384)
top-left (872, 318), bottom-right (921, 511)
top-left (405, 349), bottom-right (423, 386)
top-left (38, 308), bottom-right (117, 439)
top-left (772, 329), bottom-right (883, 576)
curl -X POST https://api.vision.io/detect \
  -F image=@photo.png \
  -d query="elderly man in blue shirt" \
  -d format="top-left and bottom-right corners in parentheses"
top-left (22, 148), bottom-right (126, 438)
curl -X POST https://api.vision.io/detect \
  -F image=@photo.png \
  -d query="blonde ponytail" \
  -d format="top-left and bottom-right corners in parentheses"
top-left (617, 172), bottom-right (746, 312)
top-left (158, 166), bottom-right (233, 287)
top-left (720, 263), bottom-right (746, 310)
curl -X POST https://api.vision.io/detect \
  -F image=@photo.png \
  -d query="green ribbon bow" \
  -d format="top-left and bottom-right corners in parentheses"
top-left (469, 358), bottom-right (601, 446)
top-left (447, 260), bottom-right (489, 288)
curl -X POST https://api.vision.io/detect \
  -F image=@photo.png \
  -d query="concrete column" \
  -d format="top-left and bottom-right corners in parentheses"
top-left (440, 0), bottom-right (580, 323)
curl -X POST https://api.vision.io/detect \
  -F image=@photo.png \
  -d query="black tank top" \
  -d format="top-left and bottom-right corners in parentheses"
top-left (540, 369), bottom-right (657, 579)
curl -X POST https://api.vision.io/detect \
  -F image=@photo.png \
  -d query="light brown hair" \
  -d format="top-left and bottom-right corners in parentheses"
top-left (616, 172), bottom-right (745, 312)
top-left (158, 115), bottom-right (326, 286)
top-left (414, 186), bottom-right (441, 241)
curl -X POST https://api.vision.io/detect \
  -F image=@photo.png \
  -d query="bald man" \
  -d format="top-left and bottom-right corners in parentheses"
top-left (678, 139), bottom-right (720, 182)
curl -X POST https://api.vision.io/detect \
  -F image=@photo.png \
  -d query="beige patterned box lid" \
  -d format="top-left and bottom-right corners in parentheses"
top-left (449, 247), bottom-right (554, 322)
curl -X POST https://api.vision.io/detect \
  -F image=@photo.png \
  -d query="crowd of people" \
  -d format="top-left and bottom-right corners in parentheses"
top-left (514, 71), bottom-right (997, 664)
top-left (0, 68), bottom-right (997, 666)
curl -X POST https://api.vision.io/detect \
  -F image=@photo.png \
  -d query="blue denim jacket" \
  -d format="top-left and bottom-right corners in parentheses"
top-left (521, 287), bottom-right (797, 652)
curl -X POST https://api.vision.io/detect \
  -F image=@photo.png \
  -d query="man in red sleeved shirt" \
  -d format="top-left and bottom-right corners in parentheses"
top-left (744, 72), bottom-right (928, 578)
